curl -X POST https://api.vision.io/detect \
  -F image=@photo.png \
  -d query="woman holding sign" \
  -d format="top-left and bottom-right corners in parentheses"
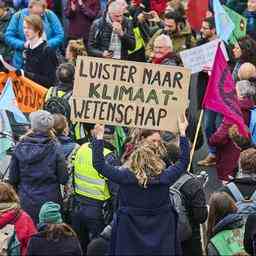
top-left (91, 116), bottom-right (189, 255)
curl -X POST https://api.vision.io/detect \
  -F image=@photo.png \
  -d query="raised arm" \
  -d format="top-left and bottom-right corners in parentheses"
top-left (92, 138), bottom-right (131, 184)
top-left (160, 114), bottom-right (190, 184)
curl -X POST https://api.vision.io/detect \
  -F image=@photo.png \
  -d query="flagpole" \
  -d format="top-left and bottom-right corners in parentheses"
top-left (187, 109), bottom-right (204, 172)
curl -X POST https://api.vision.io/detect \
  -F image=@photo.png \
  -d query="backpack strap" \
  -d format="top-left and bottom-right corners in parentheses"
top-left (250, 190), bottom-right (256, 201)
top-left (172, 172), bottom-right (193, 191)
top-left (63, 91), bottom-right (73, 100)
top-left (227, 182), bottom-right (245, 202)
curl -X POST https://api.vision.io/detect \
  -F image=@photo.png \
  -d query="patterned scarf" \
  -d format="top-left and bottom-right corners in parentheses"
top-left (106, 15), bottom-right (122, 60)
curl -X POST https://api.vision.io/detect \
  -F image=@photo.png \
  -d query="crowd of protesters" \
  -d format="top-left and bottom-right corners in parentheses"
top-left (1, 0), bottom-right (256, 255)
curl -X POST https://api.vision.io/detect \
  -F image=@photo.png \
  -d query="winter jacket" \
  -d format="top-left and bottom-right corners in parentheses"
top-left (23, 41), bottom-right (58, 88)
top-left (207, 214), bottom-right (245, 256)
top-left (151, 52), bottom-right (181, 66)
top-left (0, 209), bottom-right (37, 256)
top-left (180, 177), bottom-right (208, 256)
top-left (57, 134), bottom-right (79, 159)
top-left (5, 8), bottom-right (64, 69)
top-left (239, 97), bottom-right (255, 126)
top-left (0, 8), bottom-right (14, 62)
top-left (65, 0), bottom-right (100, 45)
top-left (92, 136), bottom-right (190, 255)
top-left (209, 121), bottom-right (240, 181)
top-left (87, 16), bottom-right (136, 60)
top-left (221, 176), bottom-right (256, 201)
top-left (9, 132), bottom-right (68, 224)
top-left (145, 26), bottom-right (196, 60)
top-left (28, 225), bottom-right (82, 256)
top-left (243, 10), bottom-right (256, 41)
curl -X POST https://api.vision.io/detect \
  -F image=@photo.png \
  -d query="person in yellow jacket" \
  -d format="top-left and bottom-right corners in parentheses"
top-left (71, 138), bottom-right (118, 255)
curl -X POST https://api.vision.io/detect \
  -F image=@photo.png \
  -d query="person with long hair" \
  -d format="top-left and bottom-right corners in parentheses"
top-left (27, 201), bottom-right (82, 255)
top-left (91, 116), bottom-right (189, 255)
top-left (9, 110), bottom-right (68, 224)
top-left (207, 192), bottom-right (246, 256)
top-left (0, 182), bottom-right (37, 255)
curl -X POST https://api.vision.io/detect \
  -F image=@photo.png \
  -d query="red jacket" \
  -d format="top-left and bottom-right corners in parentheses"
top-left (0, 209), bottom-right (37, 256)
top-left (150, 0), bottom-right (166, 15)
top-left (209, 121), bottom-right (240, 181)
top-left (239, 97), bottom-right (255, 126)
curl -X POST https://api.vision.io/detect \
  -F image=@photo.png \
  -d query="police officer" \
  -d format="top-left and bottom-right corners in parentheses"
top-left (71, 136), bottom-right (116, 254)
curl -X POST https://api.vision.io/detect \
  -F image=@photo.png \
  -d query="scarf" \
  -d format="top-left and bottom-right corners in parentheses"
top-left (0, 202), bottom-right (19, 214)
top-left (106, 15), bottom-right (122, 60)
top-left (152, 52), bottom-right (176, 64)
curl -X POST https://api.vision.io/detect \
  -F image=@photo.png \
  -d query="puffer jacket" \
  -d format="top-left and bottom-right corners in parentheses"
top-left (9, 132), bottom-right (68, 224)
top-left (0, 208), bottom-right (37, 256)
top-left (5, 8), bottom-right (64, 69)
top-left (87, 16), bottom-right (136, 60)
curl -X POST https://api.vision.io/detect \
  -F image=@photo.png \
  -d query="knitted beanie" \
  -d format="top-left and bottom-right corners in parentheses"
top-left (39, 201), bottom-right (63, 225)
top-left (30, 110), bottom-right (54, 133)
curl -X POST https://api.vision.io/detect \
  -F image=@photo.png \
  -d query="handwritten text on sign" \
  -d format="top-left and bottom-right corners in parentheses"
top-left (71, 57), bottom-right (191, 131)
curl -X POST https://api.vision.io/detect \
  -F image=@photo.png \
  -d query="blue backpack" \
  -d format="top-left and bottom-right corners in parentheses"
top-left (249, 107), bottom-right (256, 145)
top-left (227, 182), bottom-right (256, 216)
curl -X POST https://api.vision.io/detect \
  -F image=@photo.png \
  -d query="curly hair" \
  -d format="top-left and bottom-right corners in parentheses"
top-left (128, 141), bottom-right (166, 188)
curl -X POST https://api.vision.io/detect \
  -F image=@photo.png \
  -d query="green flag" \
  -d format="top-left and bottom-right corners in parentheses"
top-left (224, 6), bottom-right (247, 44)
top-left (114, 127), bottom-right (127, 157)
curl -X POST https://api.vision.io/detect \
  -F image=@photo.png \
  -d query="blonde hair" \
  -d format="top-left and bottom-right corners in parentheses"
top-left (24, 14), bottom-right (44, 37)
top-left (128, 142), bottom-right (166, 188)
top-left (0, 182), bottom-right (20, 205)
top-left (29, 0), bottom-right (47, 9)
top-left (67, 39), bottom-right (87, 63)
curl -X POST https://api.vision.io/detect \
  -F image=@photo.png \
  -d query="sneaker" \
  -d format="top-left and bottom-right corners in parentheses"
top-left (197, 154), bottom-right (216, 166)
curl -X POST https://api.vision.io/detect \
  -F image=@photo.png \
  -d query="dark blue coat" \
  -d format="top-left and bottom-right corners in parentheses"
top-left (28, 225), bottom-right (82, 256)
top-left (243, 11), bottom-right (256, 40)
top-left (57, 134), bottom-right (79, 159)
top-left (92, 136), bottom-right (190, 255)
top-left (9, 132), bottom-right (68, 224)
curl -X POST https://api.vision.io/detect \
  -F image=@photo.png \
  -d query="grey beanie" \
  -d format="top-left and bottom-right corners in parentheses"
top-left (236, 80), bottom-right (256, 97)
top-left (56, 63), bottom-right (75, 84)
top-left (30, 110), bottom-right (54, 132)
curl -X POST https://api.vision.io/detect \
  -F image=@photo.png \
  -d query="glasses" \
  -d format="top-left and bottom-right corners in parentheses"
top-left (154, 46), bottom-right (169, 50)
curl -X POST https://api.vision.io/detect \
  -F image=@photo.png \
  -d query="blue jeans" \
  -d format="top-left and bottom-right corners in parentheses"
top-left (204, 110), bottom-right (222, 155)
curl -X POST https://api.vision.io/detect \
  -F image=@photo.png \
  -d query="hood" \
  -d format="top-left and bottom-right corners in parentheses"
top-left (213, 214), bottom-right (244, 236)
top-left (57, 134), bottom-right (74, 145)
top-left (239, 97), bottom-right (255, 111)
top-left (14, 133), bottom-right (56, 164)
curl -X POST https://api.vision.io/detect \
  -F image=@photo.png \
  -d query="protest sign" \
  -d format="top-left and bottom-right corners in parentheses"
top-left (0, 72), bottom-right (47, 113)
top-left (180, 39), bottom-right (229, 74)
top-left (71, 57), bottom-right (191, 132)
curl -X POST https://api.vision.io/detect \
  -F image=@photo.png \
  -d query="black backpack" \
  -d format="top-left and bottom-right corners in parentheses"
top-left (43, 88), bottom-right (72, 120)
top-left (169, 172), bottom-right (193, 242)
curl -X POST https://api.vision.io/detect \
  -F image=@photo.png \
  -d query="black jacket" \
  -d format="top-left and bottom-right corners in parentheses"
top-left (23, 41), bottom-right (58, 88)
top-left (28, 227), bottom-right (82, 256)
top-left (179, 177), bottom-right (208, 256)
top-left (87, 16), bottom-right (136, 60)
top-left (244, 213), bottom-right (256, 255)
top-left (220, 176), bottom-right (256, 201)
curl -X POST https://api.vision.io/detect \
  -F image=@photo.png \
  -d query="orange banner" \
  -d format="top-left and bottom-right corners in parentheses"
top-left (0, 72), bottom-right (47, 113)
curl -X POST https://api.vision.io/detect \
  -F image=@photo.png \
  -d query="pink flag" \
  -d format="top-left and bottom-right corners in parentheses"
top-left (202, 45), bottom-right (249, 137)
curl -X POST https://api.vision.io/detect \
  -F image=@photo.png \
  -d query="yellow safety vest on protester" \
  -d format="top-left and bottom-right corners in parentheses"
top-left (128, 17), bottom-right (145, 55)
top-left (73, 143), bottom-right (111, 201)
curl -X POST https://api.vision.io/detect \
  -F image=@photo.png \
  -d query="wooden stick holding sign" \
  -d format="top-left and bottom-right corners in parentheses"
top-left (187, 109), bottom-right (204, 172)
